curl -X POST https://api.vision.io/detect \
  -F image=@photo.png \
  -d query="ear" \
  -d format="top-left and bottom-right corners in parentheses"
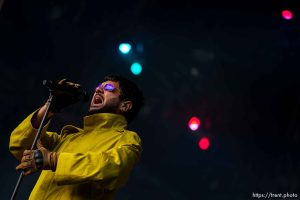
top-left (119, 101), bottom-right (133, 113)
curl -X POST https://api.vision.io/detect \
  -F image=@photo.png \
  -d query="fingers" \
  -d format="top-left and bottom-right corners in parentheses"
top-left (16, 160), bottom-right (36, 176)
top-left (16, 161), bottom-right (32, 171)
top-left (21, 150), bottom-right (34, 161)
top-left (73, 83), bottom-right (81, 88)
top-left (15, 150), bottom-right (38, 176)
top-left (58, 78), bottom-right (67, 85)
top-left (65, 82), bottom-right (81, 90)
top-left (21, 154), bottom-right (33, 163)
top-left (57, 79), bottom-right (81, 89)
top-left (18, 150), bottom-right (34, 170)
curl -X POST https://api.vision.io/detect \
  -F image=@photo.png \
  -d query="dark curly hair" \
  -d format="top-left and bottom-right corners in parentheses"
top-left (103, 75), bottom-right (144, 124)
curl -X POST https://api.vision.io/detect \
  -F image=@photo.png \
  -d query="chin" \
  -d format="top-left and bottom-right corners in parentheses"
top-left (88, 106), bottom-right (102, 115)
top-left (88, 109), bottom-right (98, 115)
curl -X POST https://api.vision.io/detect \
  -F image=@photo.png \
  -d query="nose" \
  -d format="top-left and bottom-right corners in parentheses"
top-left (95, 84), bottom-right (104, 93)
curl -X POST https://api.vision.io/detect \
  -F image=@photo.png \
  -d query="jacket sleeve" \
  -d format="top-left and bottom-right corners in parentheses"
top-left (9, 111), bottom-right (61, 160)
top-left (54, 132), bottom-right (142, 190)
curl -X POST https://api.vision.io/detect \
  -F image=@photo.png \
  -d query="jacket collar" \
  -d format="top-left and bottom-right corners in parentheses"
top-left (83, 113), bottom-right (128, 131)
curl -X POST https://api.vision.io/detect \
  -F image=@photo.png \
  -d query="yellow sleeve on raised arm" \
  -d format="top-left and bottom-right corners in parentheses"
top-left (9, 111), bottom-right (61, 160)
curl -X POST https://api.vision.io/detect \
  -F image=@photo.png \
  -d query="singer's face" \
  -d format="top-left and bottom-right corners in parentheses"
top-left (89, 81), bottom-right (122, 114)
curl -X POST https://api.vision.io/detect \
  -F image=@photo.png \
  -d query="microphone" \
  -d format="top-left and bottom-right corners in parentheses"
top-left (43, 80), bottom-right (89, 102)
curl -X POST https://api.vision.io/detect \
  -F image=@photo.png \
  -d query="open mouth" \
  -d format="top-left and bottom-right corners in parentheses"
top-left (89, 93), bottom-right (105, 113)
top-left (93, 94), bottom-right (103, 105)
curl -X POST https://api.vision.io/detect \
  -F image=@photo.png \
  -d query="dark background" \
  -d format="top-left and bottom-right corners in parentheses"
top-left (1, 0), bottom-right (300, 199)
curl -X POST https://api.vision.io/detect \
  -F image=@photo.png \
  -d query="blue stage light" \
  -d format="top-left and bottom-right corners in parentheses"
top-left (130, 62), bottom-right (142, 75)
top-left (119, 43), bottom-right (132, 54)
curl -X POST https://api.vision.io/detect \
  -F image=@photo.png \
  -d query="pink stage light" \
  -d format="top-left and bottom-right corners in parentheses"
top-left (198, 137), bottom-right (210, 150)
top-left (188, 117), bottom-right (201, 131)
top-left (282, 10), bottom-right (293, 20)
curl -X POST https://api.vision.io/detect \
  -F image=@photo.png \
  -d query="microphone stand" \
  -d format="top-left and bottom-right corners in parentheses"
top-left (10, 92), bottom-right (54, 200)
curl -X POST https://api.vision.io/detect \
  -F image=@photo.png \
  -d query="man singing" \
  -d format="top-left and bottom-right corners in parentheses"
top-left (10, 75), bottom-right (144, 200)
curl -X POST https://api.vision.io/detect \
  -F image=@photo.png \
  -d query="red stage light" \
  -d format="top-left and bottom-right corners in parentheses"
top-left (281, 10), bottom-right (293, 20)
top-left (198, 137), bottom-right (210, 150)
top-left (188, 117), bottom-right (200, 131)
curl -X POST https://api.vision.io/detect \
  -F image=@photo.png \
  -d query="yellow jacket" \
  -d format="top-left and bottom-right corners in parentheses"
top-left (10, 112), bottom-right (142, 200)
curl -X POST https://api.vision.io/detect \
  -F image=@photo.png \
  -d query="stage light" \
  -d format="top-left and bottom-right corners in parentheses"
top-left (136, 44), bottom-right (144, 53)
top-left (130, 62), bottom-right (142, 75)
top-left (188, 117), bottom-right (200, 131)
top-left (119, 43), bottom-right (132, 54)
top-left (198, 137), bottom-right (210, 150)
top-left (282, 10), bottom-right (293, 20)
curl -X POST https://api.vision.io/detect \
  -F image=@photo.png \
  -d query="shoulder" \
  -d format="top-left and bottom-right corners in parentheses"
top-left (119, 130), bottom-right (142, 146)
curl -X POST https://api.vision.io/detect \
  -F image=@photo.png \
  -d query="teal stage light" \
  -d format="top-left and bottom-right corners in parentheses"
top-left (130, 62), bottom-right (142, 75)
top-left (119, 43), bottom-right (132, 54)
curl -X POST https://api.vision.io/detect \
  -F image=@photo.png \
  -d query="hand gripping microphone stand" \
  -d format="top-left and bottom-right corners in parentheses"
top-left (10, 90), bottom-right (54, 200)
